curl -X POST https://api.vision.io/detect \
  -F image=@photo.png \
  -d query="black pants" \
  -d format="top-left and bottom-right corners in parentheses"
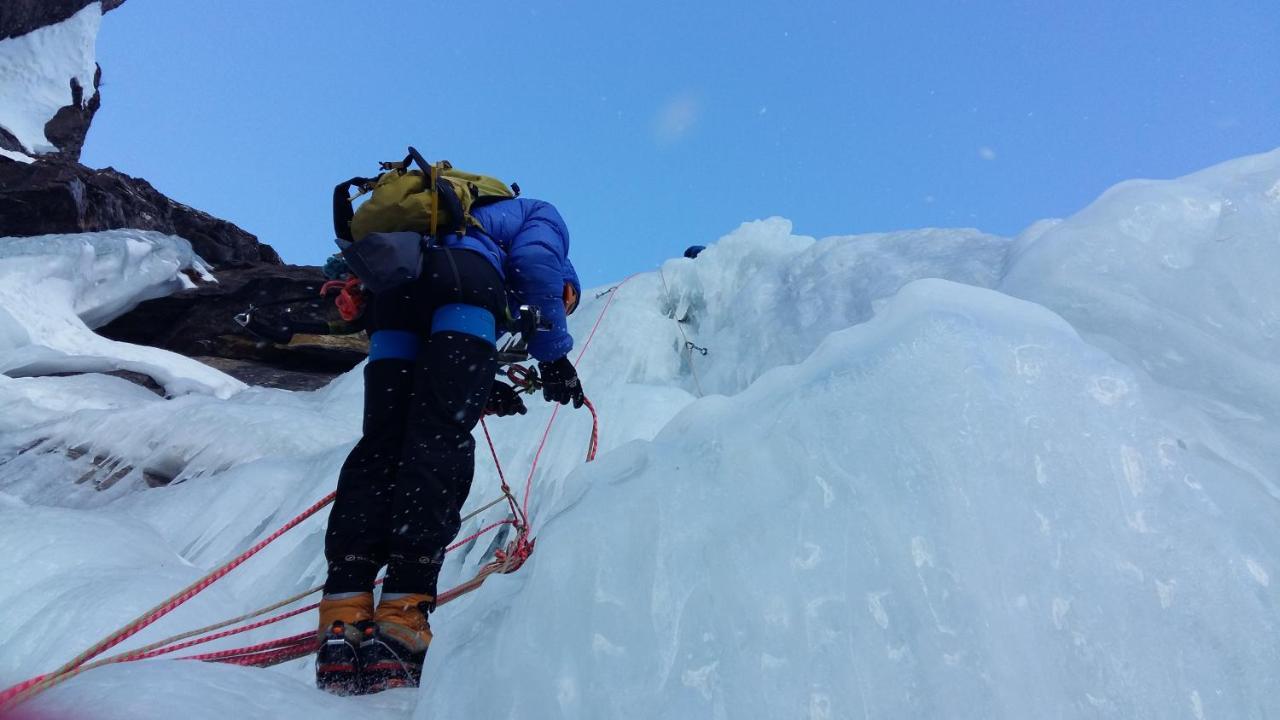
top-left (324, 247), bottom-right (507, 597)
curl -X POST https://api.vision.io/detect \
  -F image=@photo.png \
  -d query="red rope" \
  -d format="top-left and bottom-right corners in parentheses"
top-left (480, 419), bottom-right (509, 494)
top-left (574, 275), bottom-right (634, 367)
top-left (480, 417), bottom-right (527, 530)
top-left (446, 519), bottom-right (517, 553)
top-left (520, 404), bottom-right (562, 523)
top-left (0, 492), bottom-right (338, 708)
top-left (519, 274), bottom-right (632, 522)
top-left (179, 631), bottom-right (315, 663)
top-left (583, 397), bottom-right (600, 462)
top-left (218, 640), bottom-right (316, 668)
top-left (121, 601), bottom-right (320, 662)
top-left (1, 276), bottom-right (634, 706)
top-left (91, 492), bottom-right (335, 661)
top-left (186, 282), bottom-right (630, 669)
top-left (202, 284), bottom-right (621, 665)
top-left (0, 676), bottom-right (47, 708)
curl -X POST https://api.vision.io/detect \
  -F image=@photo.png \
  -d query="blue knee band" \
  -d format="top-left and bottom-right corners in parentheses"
top-left (368, 330), bottom-right (421, 361)
top-left (432, 303), bottom-right (496, 344)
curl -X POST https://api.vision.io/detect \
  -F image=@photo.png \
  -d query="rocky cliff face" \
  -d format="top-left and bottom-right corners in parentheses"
top-left (0, 0), bottom-right (126, 41)
top-left (0, 0), bottom-right (278, 267)
top-left (98, 263), bottom-right (366, 391)
top-left (0, 0), bottom-right (125, 161)
top-left (0, 160), bottom-right (282, 266)
top-left (1, 2), bottom-right (362, 391)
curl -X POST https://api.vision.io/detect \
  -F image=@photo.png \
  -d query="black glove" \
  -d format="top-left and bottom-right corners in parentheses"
top-left (486, 381), bottom-right (527, 417)
top-left (539, 356), bottom-right (585, 409)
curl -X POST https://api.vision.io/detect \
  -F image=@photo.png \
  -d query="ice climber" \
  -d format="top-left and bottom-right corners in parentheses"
top-left (315, 196), bottom-right (585, 695)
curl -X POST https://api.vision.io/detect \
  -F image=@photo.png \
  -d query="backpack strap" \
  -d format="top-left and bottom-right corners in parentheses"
top-left (435, 178), bottom-right (466, 237)
top-left (403, 146), bottom-right (467, 240)
top-left (332, 176), bottom-right (375, 242)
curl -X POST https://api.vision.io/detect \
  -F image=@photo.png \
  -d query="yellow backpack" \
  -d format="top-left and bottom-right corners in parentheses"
top-left (333, 146), bottom-right (517, 243)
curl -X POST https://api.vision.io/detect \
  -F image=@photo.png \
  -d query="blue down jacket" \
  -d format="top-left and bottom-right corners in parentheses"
top-left (442, 197), bottom-right (579, 362)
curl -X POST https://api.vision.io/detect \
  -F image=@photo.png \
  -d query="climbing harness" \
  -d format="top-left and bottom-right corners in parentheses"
top-left (0, 278), bottom-right (632, 712)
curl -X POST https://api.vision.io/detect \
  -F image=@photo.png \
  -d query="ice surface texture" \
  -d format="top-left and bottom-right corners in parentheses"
top-left (1, 149), bottom-right (1278, 719)
top-left (0, 230), bottom-right (243, 399)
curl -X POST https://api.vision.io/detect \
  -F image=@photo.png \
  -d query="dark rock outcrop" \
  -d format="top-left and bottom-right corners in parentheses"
top-left (0, 160), bottom-right (282, 266)
top-left (191, 356), bottom-right (354, 393)
top-left (101, 264), bottom-right (329, 354)
top-left (0, 128), bottom-right (26, 157)
top-left (0, 0), bottom-right (125, 41)
top-left (99, 264), bottom-right (366, 390)
top-left (42, 68), bottom-right (101, 162)
top-left (2, 0), bottom-right (361, 391)
top-left (0, 0), bottom-right (280, 269)
top-left (1, 0), bottom-right (126, 161)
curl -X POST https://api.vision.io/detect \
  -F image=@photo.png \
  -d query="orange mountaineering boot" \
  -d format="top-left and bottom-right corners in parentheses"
top-left (359, 593), bottom-right (434, 693)
top-left (314, 592), bottom-right (374, 696)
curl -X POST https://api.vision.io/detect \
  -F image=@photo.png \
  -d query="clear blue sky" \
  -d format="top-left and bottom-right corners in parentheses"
top-left (83, 0), bottom-right (1280, 287)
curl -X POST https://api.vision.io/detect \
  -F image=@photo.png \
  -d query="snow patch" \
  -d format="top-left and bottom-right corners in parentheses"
top-left (0, 230), bottom-right (243, 398)
top-left (1003, 148), bottom-right (1280, 417)
top-left (0, 147), bottom-right (36, 163)
top-left (0, 3), bottom-right (103, 154)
